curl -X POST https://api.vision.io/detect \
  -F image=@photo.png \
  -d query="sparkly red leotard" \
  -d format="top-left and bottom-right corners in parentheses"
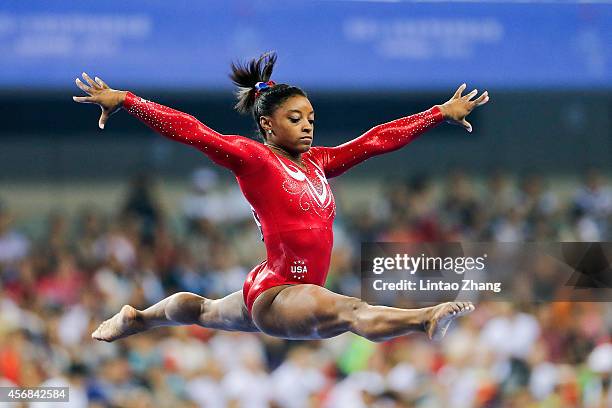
top-left (123, 92), bottom-right (444, 314)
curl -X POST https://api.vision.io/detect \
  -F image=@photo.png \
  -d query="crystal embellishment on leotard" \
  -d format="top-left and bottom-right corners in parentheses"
top-left (274, 155), bottom-right (333, 210)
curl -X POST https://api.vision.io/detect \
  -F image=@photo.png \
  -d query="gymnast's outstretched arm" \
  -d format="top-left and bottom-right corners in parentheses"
top-left (313, 84), bottom-right (490, 178)
top-left (73, 72), bottom-right (265, 176)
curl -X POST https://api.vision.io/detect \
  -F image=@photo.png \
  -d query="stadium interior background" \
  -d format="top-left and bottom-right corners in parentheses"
top-left (0, 1), bottom-right (610, 407)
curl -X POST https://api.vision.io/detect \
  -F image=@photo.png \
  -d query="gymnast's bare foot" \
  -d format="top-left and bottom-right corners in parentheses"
top-left (424, 301), bottom-right (475, 341)
top-left (92, 305), bottom-right (146, 342)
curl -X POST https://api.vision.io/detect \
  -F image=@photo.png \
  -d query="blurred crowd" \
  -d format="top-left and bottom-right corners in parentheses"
top-left (0, 167), bottom-right (611, 408)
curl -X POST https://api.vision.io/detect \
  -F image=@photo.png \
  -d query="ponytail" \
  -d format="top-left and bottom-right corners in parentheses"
top-left (229, 52), bottom-right (307, 140)
top-left (229, 51), bottom-right (277, 114)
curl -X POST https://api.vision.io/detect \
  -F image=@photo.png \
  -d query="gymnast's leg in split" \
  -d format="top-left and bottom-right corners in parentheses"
top-left (92, 290), bottom-right (259, 342)
top-left (93, 284), bottom-right (473, 343)
top-left (251, 284), bottom-right (474, 342)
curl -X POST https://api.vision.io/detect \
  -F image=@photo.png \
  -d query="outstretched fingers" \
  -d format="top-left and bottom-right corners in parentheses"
top-left (95, 76), bottom-right (110, 89)
top-left (99, 108), bottom-right (110, 130)
top-left (81, 72), bottom-right (99, 89)
top-left (72, 95), bottom-right (94, 104)
top-left (453, 83), bottom-right (467, 99)
top-left (74, 73), bottom-right (99, 101)
top-left (75, 72), bottom-right (104, 95)
top-left (474, 90), bottom-right (490, 106)
top-left (461, 119), bottom-right (473, 133)
top-left (75, 78), bottom-right (92, 94)
top-left (464, 88), bottom-right (478, 101)
top-left (446, 85), bottom-right (490, 133)
top-left (72, 72), bottom-right (118, 130)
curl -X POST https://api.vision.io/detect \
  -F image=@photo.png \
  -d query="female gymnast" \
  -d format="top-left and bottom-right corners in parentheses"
top-left (74, 52), bottom-right (488, 343)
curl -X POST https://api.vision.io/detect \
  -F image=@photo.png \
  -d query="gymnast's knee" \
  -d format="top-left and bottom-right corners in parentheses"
top-left (343, 298), bottom-right (385, 342)
top-left (165, 292), bottom-right (209, 324)
top-left (341, 297), bottom-right (370, 317)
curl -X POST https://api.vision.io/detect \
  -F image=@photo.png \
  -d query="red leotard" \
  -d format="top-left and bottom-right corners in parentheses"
top-left (123, 92), bottom-right (444, 314)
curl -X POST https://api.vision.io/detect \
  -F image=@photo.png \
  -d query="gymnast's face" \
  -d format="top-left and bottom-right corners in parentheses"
top-left (261, 95), bottom-right (314, 154)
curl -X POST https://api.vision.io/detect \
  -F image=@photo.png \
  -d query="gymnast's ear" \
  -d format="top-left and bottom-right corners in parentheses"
top-left (259, 115), bottom-right (273, 132)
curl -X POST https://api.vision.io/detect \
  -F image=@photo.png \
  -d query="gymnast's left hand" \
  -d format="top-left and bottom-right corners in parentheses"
top-left (73, 72), bottom-right (127, 129)
top-left (436, 84), bottom-right (489, 133)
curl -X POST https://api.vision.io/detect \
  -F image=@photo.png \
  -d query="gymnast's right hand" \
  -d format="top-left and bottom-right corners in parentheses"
top-left (73, 72), bottom-right (127, 129)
